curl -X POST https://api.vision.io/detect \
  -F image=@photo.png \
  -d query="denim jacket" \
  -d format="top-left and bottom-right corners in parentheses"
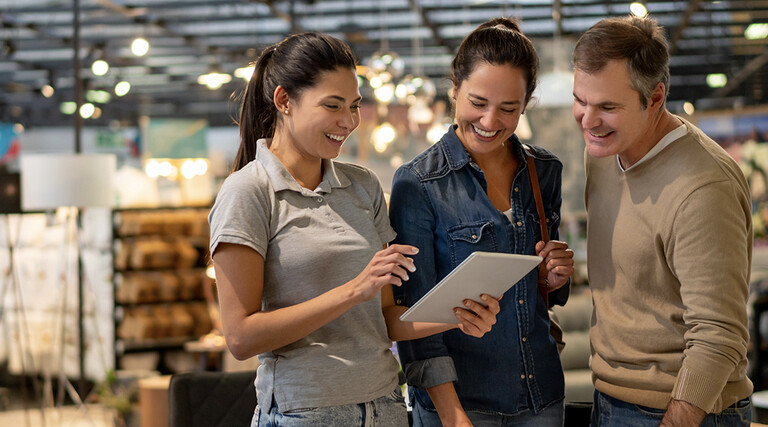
top-left (390, 126), bottom-right (568, 415)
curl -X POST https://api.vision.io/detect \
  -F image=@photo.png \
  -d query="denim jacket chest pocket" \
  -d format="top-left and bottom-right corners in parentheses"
top-left (446, 220), bottom-right (498, 268)
top-left (527, 209), bottom-right (560, 244)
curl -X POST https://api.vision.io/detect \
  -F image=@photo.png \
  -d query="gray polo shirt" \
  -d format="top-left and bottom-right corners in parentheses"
top-left (209, 139), bottom-right (399, 413)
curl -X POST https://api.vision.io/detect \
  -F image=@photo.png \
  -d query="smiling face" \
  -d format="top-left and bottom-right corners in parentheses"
top-left (282, 67), bottom-right (362, 160)
top-left (453, 63), bottom-right (528, 159)
top-left (572, 59), bottom-right (665, 167)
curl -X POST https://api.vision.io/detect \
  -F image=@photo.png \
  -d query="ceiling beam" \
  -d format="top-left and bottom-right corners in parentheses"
top-left (408, 0), bottom-right (452, 53)
top-left (669, 0), bottom-right (702, 55)
top-left (709, 47), bottom-right (768, 99)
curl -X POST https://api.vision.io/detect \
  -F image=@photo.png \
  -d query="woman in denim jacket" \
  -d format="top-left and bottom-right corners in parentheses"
top-left (390, 18), bottom-right (575, 427)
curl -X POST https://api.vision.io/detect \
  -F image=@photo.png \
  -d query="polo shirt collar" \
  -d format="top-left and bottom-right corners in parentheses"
top-left (255, 138), bottom-right (350, 194)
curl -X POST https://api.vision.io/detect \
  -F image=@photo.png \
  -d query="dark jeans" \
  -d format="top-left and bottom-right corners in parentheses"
top-left (590, 390), bottom-right (751, 427)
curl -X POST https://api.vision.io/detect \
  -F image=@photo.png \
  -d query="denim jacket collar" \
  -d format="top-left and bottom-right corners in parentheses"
top-left (440, 125), bottom-right (543, 175)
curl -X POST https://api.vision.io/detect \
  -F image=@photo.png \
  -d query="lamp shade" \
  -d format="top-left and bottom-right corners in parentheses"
top-left (21, 153), bottom-right (116, 210)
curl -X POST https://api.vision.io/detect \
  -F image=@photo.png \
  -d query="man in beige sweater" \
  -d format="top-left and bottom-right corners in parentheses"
top-left (573, 16), bottom-right (753, 427)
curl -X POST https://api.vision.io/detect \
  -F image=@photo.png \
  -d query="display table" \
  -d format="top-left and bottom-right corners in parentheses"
top-left (139, 375), bottom-right (172, 427)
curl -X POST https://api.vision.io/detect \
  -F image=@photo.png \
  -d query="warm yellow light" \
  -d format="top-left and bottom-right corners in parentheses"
top-left (629, 2), bottom-right (648, 17)
top-left (79, 103), bottom-right (95, 119)
top-left (194, 159), bottom-right (209, 175)
top-left (234, 66), bottom-right (255, 81)
top-left (427, 123), bottom-right (446, 144)
top-left (60, 102), bottom-right (77, 115)
top-left (706, 73), bottom-right (727, 88)
top-left (197, 72), bottom-right (232, 89)
top-left (371, 122), bottom-right (396, 153)
top-left (91, 59), bottom-right (109, 76)
top-left (145, 160), bottom-right (161, 178)
top-left (374, 83), bottom-right (395, 103)
top-left (180, 160), bottom-right (196, 179)
top-left (115, 81), bottom-right (131, 96)
top-left (683, 102), bottom-right (695, 115)
top-left (745, 23), bottom-right (768, 40)
top-left (41, 84), bottom-right (54, 98)
top-left (131, 38), bottom-right (149, 56)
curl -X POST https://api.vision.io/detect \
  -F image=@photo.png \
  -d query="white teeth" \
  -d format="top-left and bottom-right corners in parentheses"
top-left (589, 130), bottom-right (610, 137)
top-left (472, 124), bottom-right (498, 138)
top-left (326, 133), bottom-right (345, 141)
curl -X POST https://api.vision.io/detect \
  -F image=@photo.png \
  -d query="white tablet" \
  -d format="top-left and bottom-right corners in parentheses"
top-left (399, 251), bottom-right (542, 323)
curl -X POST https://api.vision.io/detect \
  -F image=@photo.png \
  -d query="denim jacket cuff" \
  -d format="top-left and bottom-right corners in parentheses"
top-left (404, 356), bottom-right (458, 389)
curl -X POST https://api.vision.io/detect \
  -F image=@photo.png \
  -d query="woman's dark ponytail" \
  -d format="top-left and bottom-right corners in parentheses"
top-left (232, 48), bottom-right (275, 172)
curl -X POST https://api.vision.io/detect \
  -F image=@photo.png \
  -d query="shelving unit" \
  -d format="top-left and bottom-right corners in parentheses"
top-left (112, 208), bottom-right (212, 373)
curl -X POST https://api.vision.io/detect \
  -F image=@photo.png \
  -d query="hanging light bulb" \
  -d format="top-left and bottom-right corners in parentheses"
top-left (198, 72), bottom-right (232, 90)
top-left (41, 84), bottom-right (54, 98)
top-left (629, 2), bottom-right (648, 17)
top-left (371, 122), bottom-right (396, 153)
top-left (79, 103), bottom-right (96, 119)
top-left (131, 37), bottom-right (149, 56)
top-left (91, 59), bottom-right (109, 76)
top-left (374, 83), bottom-right (395, 104)
top-left (115, 81), bottom-right (131, 96)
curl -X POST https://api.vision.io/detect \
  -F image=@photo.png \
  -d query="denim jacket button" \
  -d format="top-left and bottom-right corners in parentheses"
top-left (520, 374), bottom-right (525, 379)
top-left (514, 187), bottom-right (519, 192)
top-left (516, 221), bottom-right (522, 227)
top-left (518, 299), bottom-right (524, 304)
top-left (522, 337), bottom-right (527, 342)
top-left (471, 234), bottom-right (477, 239)
top-left (528, 374), bottom-right (534, 379)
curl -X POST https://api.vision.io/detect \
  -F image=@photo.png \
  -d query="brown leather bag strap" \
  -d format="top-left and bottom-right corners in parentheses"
top-left (523, 145), bottom-right (550, 306)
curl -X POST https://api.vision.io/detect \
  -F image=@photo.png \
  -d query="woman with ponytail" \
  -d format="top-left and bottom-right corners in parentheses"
top-left (208, 32), bottom-right (499, 427)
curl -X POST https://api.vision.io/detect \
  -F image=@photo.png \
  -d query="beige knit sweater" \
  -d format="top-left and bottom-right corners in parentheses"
top-left (585, 117), bottom-right (753, 413)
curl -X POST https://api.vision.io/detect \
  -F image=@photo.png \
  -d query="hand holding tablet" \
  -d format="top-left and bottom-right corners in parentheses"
top-left (399, 252), bottom-right (542, 323)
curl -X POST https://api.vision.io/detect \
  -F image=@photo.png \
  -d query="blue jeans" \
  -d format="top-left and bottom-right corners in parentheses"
top-left (412, 398), bottom-right (564, 427)
top-left (590, 390), bottom-right (752, 427)
top-left (252, 388), bottom-right (408, 427)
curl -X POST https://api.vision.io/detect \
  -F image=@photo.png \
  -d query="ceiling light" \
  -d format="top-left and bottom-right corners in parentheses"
top-left (86, 89), bottom-right (111, 104)
top-left (79, 103), bottom-right (95, 119)
top-left (427, 123), bottom-right (447, 145)
top-left (115, 81), bottom-right (131, 97)
top-left (41, 84), bottom-right (54, 98)
top-left (683, 102), bottom-right (695, 115)
top-left (234, 66), bottom-right (255, 81)
top-left (629, 2), bottom-right (648, 18)
top-left (131, 38), bottom-right (149, 56)
top-left (198, 72), bottom-right (232, 90)
top-left (60, 102), bottom-right (77, 115)
top-left (91, 59), bottom-right (109, 76)
top-left (706, 73), bottom-right (727, 88)
top-left (374, 83), bottom-right (395, 104)
top-left (371, 122), bottom-right (396, 153)
top-left (745, 23), bottom-right (768, 40)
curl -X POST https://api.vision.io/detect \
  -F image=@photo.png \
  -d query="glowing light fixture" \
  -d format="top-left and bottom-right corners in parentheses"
top-left (79, 103), bottom-right (95, 119)
top-left (234, 66), bottom-right (255, 81)
top-left (91, 59), bottom-right (109, 76)
top-left (706, 73), bottom-right (727, 88)
top-left (374, 83), bottom-right (395, 103)
top-left (86, 89), bottom-right (111, 104)
top-left (371, 122), bottom-right (396, 153)
top-left (60, 102), bottom-right (77, 115)
top-left (115, 81), bottom-right (131, 97)
top-left (745, 23), bottom-right (768, 40)
top-left (41, 84), bottom-right (54, 98)
top-left (198, 72), bottom-right (232, 90)
top-left (629, 2), bottom-right (648, 17)
top-left (131, 38), bottom-right (149, 56)
top-left (427, 123), bottom-right (448, 145)
top-left (683, 102), bottom-right (695, 115)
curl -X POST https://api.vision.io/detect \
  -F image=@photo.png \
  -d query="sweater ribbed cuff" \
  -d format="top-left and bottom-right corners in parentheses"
top-left (672, 365), bottom-right (728, 412)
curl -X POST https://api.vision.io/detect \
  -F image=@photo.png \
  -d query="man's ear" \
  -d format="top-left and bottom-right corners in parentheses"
top-left (273, 85), bottom-right (290, 114)
top-left (648, 82), bottom-right (666, 112)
